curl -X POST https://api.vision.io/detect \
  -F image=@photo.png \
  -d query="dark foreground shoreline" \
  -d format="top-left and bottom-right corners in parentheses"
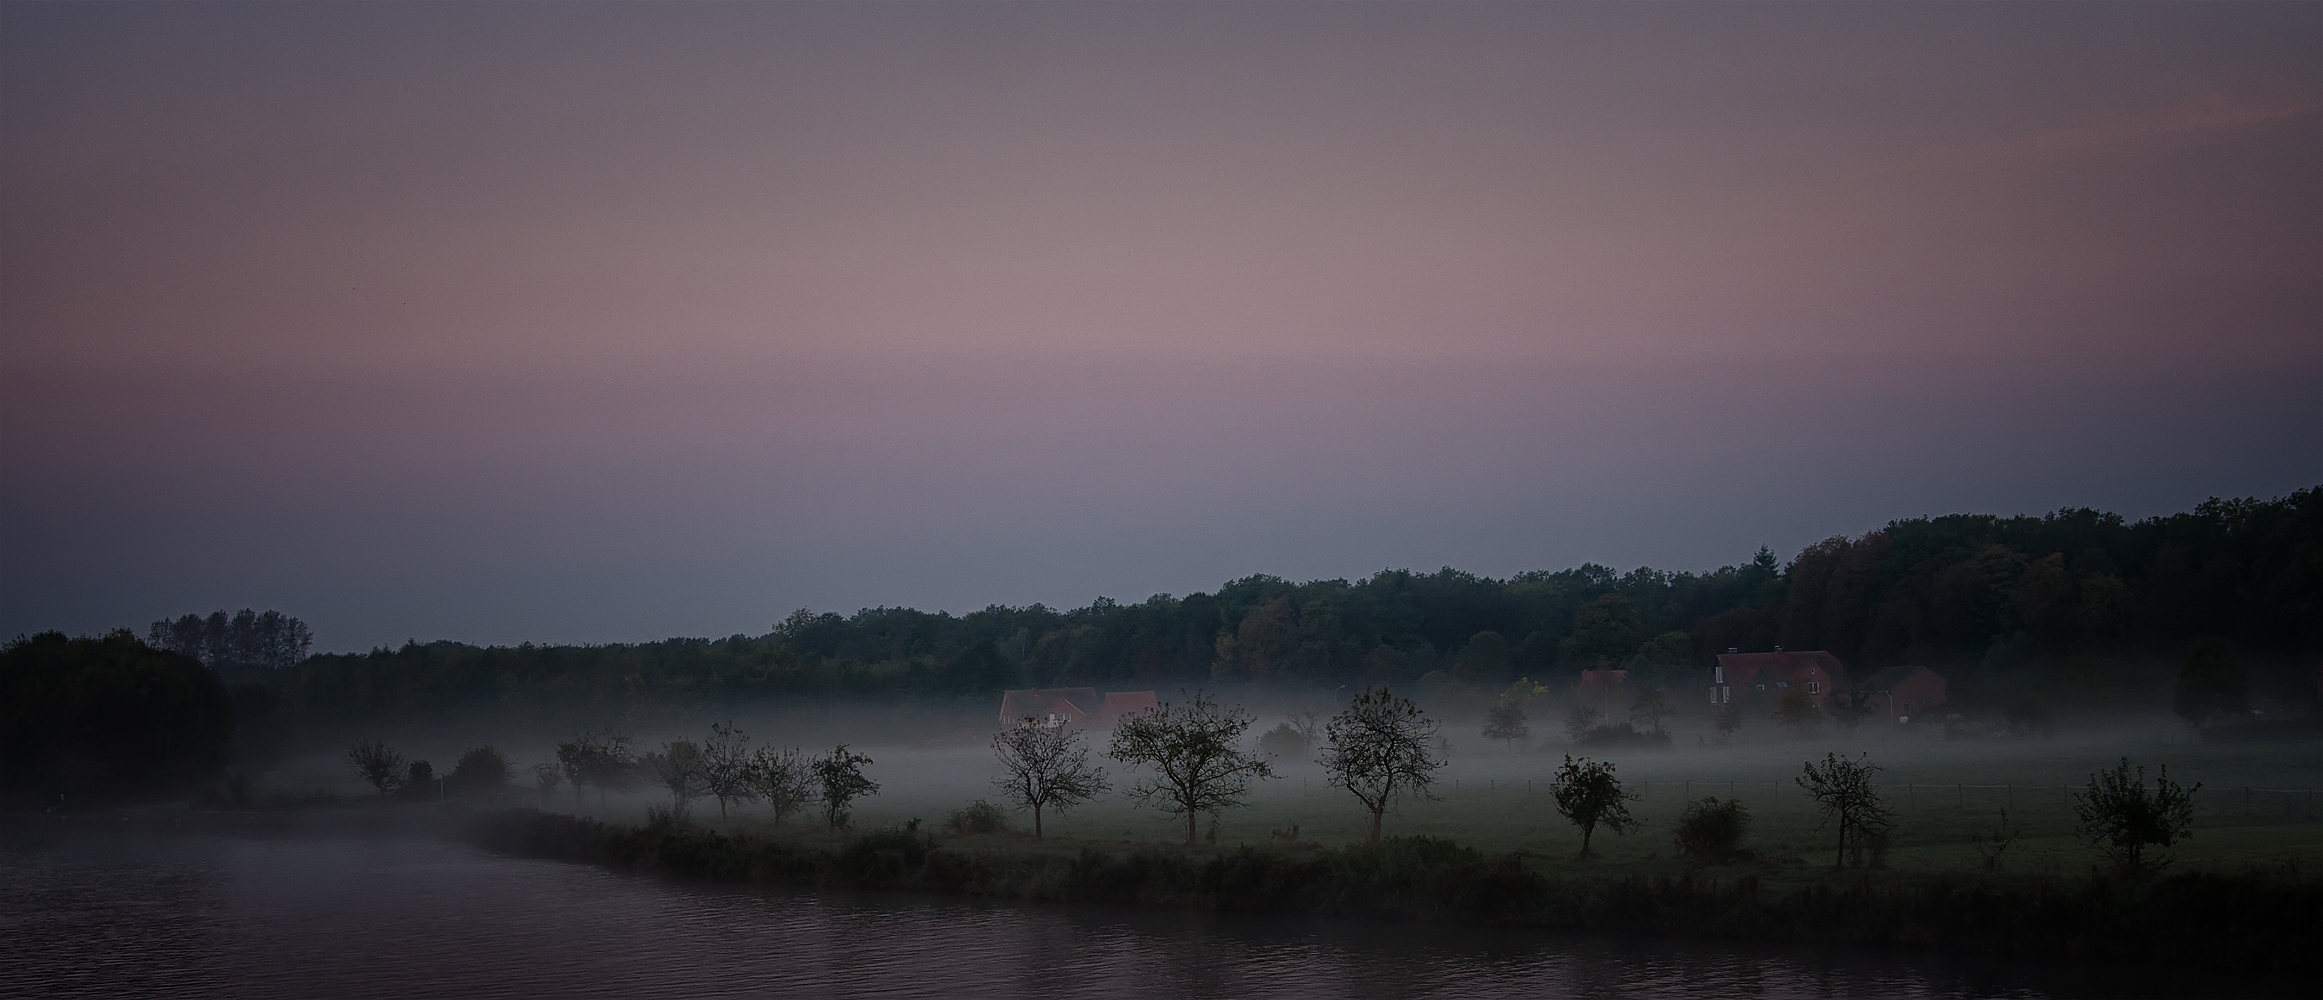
top-left (469, 807), bottom-right (2319, 975)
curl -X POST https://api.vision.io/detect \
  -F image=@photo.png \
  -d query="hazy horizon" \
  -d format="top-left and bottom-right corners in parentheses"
top-left (5, 2), bottom-right (2317, 652)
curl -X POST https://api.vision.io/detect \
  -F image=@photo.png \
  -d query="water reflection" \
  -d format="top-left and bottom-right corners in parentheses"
top-left (0, 829), bottom-right (2262, 999)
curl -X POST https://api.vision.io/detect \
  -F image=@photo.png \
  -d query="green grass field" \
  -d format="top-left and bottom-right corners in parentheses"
top-left (705, 726), bottom-right (2323, 893)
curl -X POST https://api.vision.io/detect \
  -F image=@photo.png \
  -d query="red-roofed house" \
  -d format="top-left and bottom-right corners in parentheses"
top-left (998, 687), bottom-right (1100, 728)
top-left (1098, 690), bottom-right (1159, 725)
top-left (1576, 669), bottom-right (1629, 708)
top-left (1710, 649), bottom-right (1850, 705)
top-left (998, 688), bottom-right (1160, 729)
top-left (1858, 665), bottom-right (1947, 724)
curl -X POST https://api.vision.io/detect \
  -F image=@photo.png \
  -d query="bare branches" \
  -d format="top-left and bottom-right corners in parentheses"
top-left (991, 719), bottom-right (1110, 838)
top-left (701, 721), bottom-right (757, 820)
top-left (1107, 693), bottom-right (1273, 845)
top-left (2075, 757), bottom-right (2200, 876)
top-left (642, 740), bottom-right (707, 821)
top-left (1319, 687), bottom-right (1444, 841)
top-left (812, 745), bottom-right (878, 832)
top-left (746, 747), bottom-right (814, 827)
top-left (346, 739), bottom-right (403, 797)
top-left (1797, 752), bottom-right (1893, 869)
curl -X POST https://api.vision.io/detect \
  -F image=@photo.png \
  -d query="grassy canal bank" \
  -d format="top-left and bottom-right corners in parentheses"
top-left (469, 807), bottom-right (2321, 975)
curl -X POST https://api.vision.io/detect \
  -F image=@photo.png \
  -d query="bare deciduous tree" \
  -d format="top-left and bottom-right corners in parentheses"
top-left (1480, 699), bottom-right (1528, 746)
top-left (2075, 756), bottom-right (2200, 876)
top-left (813, 745), bottom-right (879, 832)
top-left (1320, 687), bottom-right (1446, 841)
top-left (1107, 693), bottom-right (1274, 845)
top-left (1628, 688), bottom-right (1673, 734)
top-left (531, 762), bottom-right (563, 799)
top-left (556, 731), bottom-right (635, 806)
top-left (1551, 754), bottom-right (1637, 857)
top-left (643, 740), bottom-right (707, 821)
top-left (1796, 752), bottom-right (1894, 869)
top-left (701, 721), bottom-right (757, 820)
top-left (1564, 704), bottom-right (1604, 742)
top-left (991, 719), bottom-right (1110, 838)
top-left (746, 746), bottom-right (815, 827)
top-left (346, 739), bottom-right (404, 797)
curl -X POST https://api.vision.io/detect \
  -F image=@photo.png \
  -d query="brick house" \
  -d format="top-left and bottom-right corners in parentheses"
top-left (998, 687), bottom-right (1158, 729)
top-left (1857, 665), bottom-right (1946, 723)
top-left (1709, 649), bottom-right (1850, 705)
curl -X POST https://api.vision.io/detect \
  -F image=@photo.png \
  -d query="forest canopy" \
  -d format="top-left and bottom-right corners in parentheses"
top-left (254, 489), bottom-right (2320, 723)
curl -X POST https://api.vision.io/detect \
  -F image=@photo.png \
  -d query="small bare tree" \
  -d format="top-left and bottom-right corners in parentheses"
top-left (700, 721), bottom-right (757, 820)
top-left (1107, 692), bottom-right (1274, 845)
top-left (813, 745), bottom-right (879, 832)
top-left (531, 762), bottom-right (563, 800)
top-left (1551, 755), bottom-right (1637, 857)
top-left (1481, 699), bottom-right (1529, 746)
top-left (347, 739), bottom-right (404, 798)
top-left (642, 740), bottom-right (708, 821)
top-left (1628, 688), bottom-right (1673, 734)
top-left (557, 731), bottom-right (636, 806)
top-left (1320, 687), bottom-right (1446, 841)
top-left (1796, 752), bottom-right (1894, 868)
top-left (746, 746), bottom-right (815, 826)
top-left (1713, 700), bottom-right (1744, 740)
top-left (1564, 704), bottom-right (1604, 742)
top-left (991, 719), bottom-right (1110, 838)
top-left (2075, 756), bottom-right (2200, 876)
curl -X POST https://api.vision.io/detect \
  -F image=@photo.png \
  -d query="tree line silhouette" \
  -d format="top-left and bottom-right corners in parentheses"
top-left (257, 488), bottom-right (2318, 723)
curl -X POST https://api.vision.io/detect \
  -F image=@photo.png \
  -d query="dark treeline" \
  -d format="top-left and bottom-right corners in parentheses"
top-left (0, 631), bottom-right (233, 803)
top-left (264, 489), bottom-right (2321, 723)
top-left (146, 609), bottom-right (314, 677)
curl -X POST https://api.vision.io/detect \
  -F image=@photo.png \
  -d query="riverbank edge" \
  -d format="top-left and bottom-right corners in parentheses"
top-left (469, 808), bottom-right (2318, 974)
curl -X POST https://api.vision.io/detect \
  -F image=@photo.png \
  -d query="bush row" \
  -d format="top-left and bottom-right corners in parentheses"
top-left (467, 808), bottom-right (2320, 973)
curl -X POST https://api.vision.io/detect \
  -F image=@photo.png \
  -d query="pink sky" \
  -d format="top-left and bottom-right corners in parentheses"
top-left (3, 3), bottom-right (2317, 648)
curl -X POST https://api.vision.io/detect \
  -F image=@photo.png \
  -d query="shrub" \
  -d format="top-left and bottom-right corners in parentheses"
top-left (945, 799), bottom-right (1012, 836)
top-left (1257, 723), bottom-right (1309, 759)
top-left (1673, 797), bottom-right (1751, 863)
top-left (447, 746), bottom-right (510, 799)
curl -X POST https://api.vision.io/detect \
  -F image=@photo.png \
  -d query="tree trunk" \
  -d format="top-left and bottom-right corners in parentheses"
top-left (1369, 807), bottom-right (1383, 842)
top-left (1034, 803), bottom-right (1044, 839)
top-left (1186, 812), bottom-right (1198, 845)
top-left (1580, 822), bottom-right (1594, 857)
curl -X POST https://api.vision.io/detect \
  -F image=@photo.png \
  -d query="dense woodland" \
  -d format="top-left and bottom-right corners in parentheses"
top-left (259, 489), bottom-right (2320, 723)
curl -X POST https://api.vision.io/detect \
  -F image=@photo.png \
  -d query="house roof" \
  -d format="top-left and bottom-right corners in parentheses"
top-left (1861, 665), bottom-right (1940, 692)
top-left (998, 687), bottom-right (1101, 725)
top-left (1717, 650), bottom-right (1850, 689)
top-left (1576, 669), bottom-right (1628, 694)
top-left (1098, 690), bottom-right (1158, 721)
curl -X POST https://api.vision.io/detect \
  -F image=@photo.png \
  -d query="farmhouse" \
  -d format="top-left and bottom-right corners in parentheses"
top-left (997, 687), bottom-right (1159, 728)
top-left (1575, 669), bottom-right (1628, 708)
top-left (1709, 648), bottom-right (1850, 705)
top-left (1858, 665), bottom-right (1947, 724)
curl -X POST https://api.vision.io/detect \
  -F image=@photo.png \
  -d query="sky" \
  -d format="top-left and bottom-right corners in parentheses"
top-left (3, 2), bottom-right (2317, 652)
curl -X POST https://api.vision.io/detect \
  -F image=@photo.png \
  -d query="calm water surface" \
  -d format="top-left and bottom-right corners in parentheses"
top-left (0, 827), bottom-right (2263, 999)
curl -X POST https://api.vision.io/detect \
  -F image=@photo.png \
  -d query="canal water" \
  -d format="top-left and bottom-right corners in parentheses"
top-left (0, 826), bottom-right (2273, 999)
